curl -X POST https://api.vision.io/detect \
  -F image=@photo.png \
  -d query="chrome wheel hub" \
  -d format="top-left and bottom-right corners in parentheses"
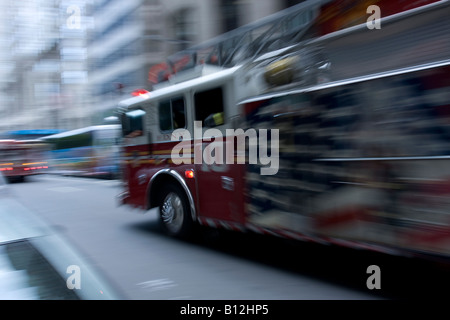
top-left (161, 192), bottom-right (184, 233)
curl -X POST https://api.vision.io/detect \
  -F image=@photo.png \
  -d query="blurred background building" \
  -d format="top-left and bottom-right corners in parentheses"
top-left (0, 0), bottom-right (304, 133)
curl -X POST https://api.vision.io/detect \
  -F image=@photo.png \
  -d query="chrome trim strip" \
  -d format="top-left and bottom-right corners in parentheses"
top-left (148, 169), bottom-right (197, 221)
top-left (239, 59), bottom-right (450, 105)
top-left (315, 155), bottom-right (450, 162)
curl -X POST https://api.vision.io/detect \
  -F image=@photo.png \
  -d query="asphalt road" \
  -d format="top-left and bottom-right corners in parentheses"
top-left (6, 174), bottom-right (448, 300)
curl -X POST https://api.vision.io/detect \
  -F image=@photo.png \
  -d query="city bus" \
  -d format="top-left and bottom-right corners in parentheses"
top-left (1, 129), bottom-right (64, 140)
top-left (41, 125), bottom-right (121, 179)
top-left (116, 0), bottom-right (450, 261)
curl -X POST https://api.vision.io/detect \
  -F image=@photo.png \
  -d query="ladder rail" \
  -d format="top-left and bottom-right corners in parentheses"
top-left (166, 0), bottom-right (328, 69)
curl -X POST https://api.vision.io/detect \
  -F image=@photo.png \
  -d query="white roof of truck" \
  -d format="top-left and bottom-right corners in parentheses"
top-left (118, 65), bottom-right (242, 109)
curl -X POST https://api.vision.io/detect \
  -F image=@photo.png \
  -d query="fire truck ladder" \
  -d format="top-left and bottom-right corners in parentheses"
top-left (164, 0), bottom-right (330, 75)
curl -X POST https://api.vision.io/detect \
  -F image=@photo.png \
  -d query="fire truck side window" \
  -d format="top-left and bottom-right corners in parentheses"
top-left (159, 101), bottom-right (172, 131)
top-left (194, 87), bottom-right (224, 127)
top-left (172, 98), bottom-right (186, 129)
top-left (122, 109), bottom-right (145, 138)
top-left (159, 97), bottom-right (186, 132)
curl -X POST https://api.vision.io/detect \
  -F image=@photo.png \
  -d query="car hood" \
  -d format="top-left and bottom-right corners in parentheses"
top-left (0, 196), bottom-right (49, 243)
top-left (0, 194), bottom-right (124, 300)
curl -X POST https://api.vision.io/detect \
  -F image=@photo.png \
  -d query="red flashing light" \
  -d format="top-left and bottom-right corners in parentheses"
top-left (185, 170), bottom-right (194, 179)
top-left (131, 89), bottom-right (149, 97)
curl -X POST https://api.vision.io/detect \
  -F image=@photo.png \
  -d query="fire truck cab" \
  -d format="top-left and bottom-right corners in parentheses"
top-left (117, 64), bottom-right (254, 237)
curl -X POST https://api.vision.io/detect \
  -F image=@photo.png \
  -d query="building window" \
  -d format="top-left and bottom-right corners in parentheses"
top-left (220, 0), bottom-right (239, 32)
top-left (173, 8), bottom-right (195, 51)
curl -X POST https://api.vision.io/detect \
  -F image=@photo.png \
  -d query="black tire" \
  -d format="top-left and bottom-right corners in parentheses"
top-left (7, 176), bottom-right (25, 183)
top-left (158, 183), bottom-right (193, 239)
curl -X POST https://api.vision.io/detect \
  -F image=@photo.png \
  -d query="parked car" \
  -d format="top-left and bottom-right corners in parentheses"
top-left (0, 173), bottom-right (124, 300)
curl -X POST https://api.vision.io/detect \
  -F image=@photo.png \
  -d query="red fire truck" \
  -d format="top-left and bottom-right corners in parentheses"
top-left (0, 139), bottom-right (49, 182)
top-left (117, 0), bottom-right (450, 260)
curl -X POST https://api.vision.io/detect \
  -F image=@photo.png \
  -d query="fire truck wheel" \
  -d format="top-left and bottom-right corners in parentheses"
top-left (159, 184), bottom-right (193, 239)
